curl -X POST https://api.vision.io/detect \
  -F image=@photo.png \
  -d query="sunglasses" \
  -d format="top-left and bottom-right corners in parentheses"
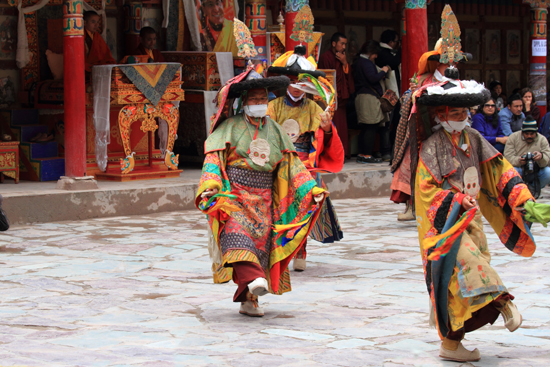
top-left (484, 104), bottom-right (496, 108)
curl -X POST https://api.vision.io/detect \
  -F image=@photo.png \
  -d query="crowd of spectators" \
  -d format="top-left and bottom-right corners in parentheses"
top-left (322, 30), bottom-right (550, 194)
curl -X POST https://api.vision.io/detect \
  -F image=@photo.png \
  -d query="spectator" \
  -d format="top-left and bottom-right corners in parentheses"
top-left (520, 87), bottom-right (541, 126)
top-left (471, 98), bottom-right (507, 153)
top-left (377, 29), bottom-right (402, 159)
top-left (500, 93), bottom-right (525, 136)
top-left (489, 80), bottom-right (506, 110)
top-left (353, 40), bottom-right (391, 163)
top-left (504, 116), bottom-right (550, 198)
top-left (376, 29), bottom-right (401, 94)
top-left (318, 32), bottom-right (355, 159)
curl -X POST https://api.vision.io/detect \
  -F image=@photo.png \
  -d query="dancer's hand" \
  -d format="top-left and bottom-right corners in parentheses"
top-left (201, 188), bottom-right (219, 199)
top-left (462, 195), bottom-right (476, 210)
top-left (320, 111), bottom-right (332, 132)
top-left (314, 191), bottom-right (329, 203)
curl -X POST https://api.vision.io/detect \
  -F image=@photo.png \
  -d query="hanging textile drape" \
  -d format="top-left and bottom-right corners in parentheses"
top-left (16, 0), bottom-right (50, 69)
top-left (162, 0), bottom-right (170, 28)
top-left (182, 0), bottom-right (201, 51)
top-left (92, 65), bottom-right (114, 172)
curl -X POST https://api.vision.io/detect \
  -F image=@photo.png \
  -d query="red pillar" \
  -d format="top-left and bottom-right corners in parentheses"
top-left (63, 0), bottom-right (87, 178)
top-left (400, 5), bottom-right (408, 94)
top-left (404, 1), bottom-right (428, 83)
top-left (527, 4), bottom-right (548, 116)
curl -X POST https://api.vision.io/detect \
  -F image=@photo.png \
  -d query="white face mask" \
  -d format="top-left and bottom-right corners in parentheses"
top-left (434, 69), bottom-right (449, 82)
top-left (435, 115), bottom-right (468, 134)
top-left (244, 104), bottom-right (268, 118)
top-left (287, 90), bottom-right (305, 102)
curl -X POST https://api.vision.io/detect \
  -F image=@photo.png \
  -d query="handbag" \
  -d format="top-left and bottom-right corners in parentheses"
top-left (367, 84), bottom-right (398, 114)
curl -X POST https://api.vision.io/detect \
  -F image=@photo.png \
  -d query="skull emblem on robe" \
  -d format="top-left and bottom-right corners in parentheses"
top-left (463, 167), bottom-right (480, 198)
top-left (249, 138), bottom-right (271, 167)
top-left (282, 119), bottom-right (300, 143)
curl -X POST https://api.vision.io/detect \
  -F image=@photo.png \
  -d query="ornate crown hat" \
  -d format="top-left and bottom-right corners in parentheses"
top-left (233, 18), bottom-right (258, 59)
top-left (427, 5), bottom-right (471, 64)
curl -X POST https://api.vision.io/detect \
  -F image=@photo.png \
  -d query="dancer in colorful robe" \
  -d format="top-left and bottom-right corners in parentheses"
top-left (267, 45), bottom-right (344, 271)
top-left (392, 5), bottom-right (471, 222)
top-left (84, 11), bottom-right (116, 81)
top-left (196, 68), bottom-right (327, 317)
top-left (412, 65), bottom-right (540, 362)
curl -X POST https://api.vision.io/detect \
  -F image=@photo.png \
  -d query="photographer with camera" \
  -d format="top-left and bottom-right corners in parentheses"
top-left (504, 116), bottom-right (550, 198)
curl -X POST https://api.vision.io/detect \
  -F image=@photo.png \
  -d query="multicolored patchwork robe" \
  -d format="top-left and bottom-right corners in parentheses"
top-left (267, 96), bottom-right (344, 244)
top-left (196, 114), bottom-right (325, 293)
top-left (415, 126), bottom-right (536, 340)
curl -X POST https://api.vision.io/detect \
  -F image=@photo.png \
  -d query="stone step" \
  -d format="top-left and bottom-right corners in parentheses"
top-left (1, 162), bottom-right (391, 225)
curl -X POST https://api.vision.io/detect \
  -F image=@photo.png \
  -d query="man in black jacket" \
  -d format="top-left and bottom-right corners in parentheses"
top-left (376, 29), bottom-right (401, 93)
top-left (376, 29), bottom-right (402, 162)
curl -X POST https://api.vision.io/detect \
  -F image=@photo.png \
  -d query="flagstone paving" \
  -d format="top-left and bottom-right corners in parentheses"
top-left (0, 190), bottom-right (549, 366)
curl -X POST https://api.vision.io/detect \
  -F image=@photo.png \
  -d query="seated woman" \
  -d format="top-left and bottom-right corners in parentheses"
top-left (520, 87), bottom-right (541, 126)
top-left (131, 27), bottom-right (165, 63)
top-left (471, 98), bottom-right (507, 153)
top-left (84, 11), bottom-right (116, 80)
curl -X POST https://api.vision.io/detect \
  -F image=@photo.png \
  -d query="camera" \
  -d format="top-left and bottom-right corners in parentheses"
top-left (522, 152), bottom-right (535, 172)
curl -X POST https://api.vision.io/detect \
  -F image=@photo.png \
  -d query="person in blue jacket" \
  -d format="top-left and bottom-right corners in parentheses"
top-left (539, 109), bottom-right (550, 145)
top-left (499, 94), bottom-right (525, 136)
top-left (471, 98), bottom-right (508, 153)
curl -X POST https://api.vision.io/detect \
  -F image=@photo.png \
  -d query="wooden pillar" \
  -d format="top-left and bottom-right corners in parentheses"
top-left (246, 0), bottom-right (267, 59)
top-left (400, 5), bottom-right (408, 94)
top-left (124, 2), bottom-right (142, 57)
top-left (285, 0), bottom-right (308, 52)
top-left (63, 0), bottom-right (87, 178)
top-left (404, 0), bottom-right (428, 83)
top-left (525, 1), bottom-right (548, 116)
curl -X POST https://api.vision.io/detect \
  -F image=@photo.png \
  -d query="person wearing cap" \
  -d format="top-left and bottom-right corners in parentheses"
top-left (196, 67), bottom-right (327, 317)
top-left (413, 63), bottom-right (538, 362)
top-left (499, 93), bottom-right (525, 136)
top-left (391, 5), bottom-right (472, 222)
top-left (267, 45), bottom-right (345, 271)
top-left (504, 116), bottom-right (550, 197)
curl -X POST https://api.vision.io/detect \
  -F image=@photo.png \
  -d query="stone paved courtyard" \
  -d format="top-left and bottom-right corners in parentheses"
top-left (0, 192), bottom-right (549, 367)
